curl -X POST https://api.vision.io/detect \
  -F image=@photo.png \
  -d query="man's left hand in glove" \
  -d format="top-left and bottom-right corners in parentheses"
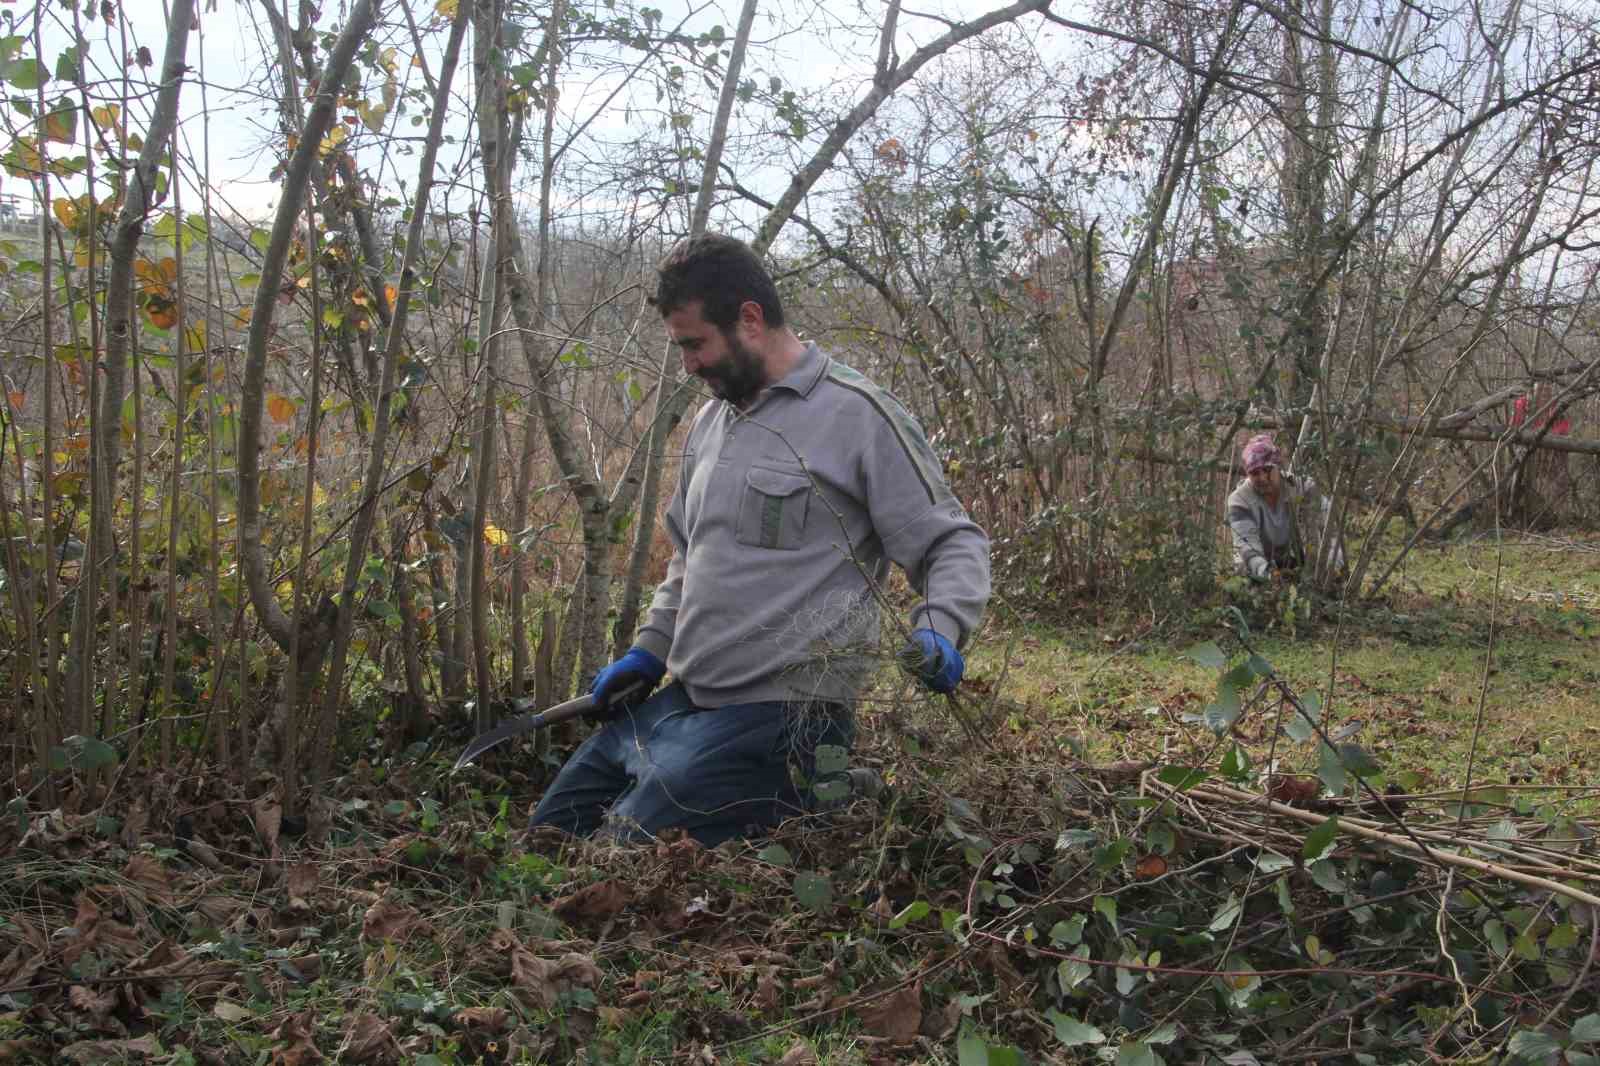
top-left (898, 628), bottom-right (965, 694)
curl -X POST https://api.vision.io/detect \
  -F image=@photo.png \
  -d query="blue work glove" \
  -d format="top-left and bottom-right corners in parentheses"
top-left (898, 628), bottom-right (964, 694)
top-left (589, 647), bottom-right (666, 719)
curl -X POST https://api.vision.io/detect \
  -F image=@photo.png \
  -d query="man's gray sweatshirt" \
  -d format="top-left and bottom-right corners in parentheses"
top-left (634, 342), bottom-right (991, 708)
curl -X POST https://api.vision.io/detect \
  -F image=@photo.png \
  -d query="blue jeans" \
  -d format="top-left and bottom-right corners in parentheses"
top-left (528, 682), bottom-right (854, 847)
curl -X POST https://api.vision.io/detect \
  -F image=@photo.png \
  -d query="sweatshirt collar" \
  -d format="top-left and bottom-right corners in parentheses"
top-left (769, 341), bottom-right (827, 399)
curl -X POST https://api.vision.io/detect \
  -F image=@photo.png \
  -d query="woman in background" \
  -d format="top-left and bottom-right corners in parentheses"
top-left (1227, 434), bottom-right (1342, 581)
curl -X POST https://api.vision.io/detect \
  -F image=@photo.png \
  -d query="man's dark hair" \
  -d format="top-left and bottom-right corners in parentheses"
top-left (651, 233), bottom-right (785, 329)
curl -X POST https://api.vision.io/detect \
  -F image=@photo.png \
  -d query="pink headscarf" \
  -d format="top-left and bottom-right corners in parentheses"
top-left (1241, 433), bottom-right (1282, 474)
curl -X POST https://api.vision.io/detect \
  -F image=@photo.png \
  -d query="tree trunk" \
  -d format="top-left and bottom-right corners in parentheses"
top-left (62, 0), bottom-right (196, 739)
top-left (312, 0), bottom-right (469, 781)
top-left (236, 0), bottom-right (380, 775)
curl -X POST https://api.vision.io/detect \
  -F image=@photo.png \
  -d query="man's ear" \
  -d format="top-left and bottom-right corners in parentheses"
top-left (736, 299), bottom-right (767, 336)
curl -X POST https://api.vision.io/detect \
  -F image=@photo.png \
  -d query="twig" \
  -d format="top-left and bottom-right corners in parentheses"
top-left (1274, 973), bottom-right (1433, 1055)
top-left (1165, 778), bottom-right (1600, 909)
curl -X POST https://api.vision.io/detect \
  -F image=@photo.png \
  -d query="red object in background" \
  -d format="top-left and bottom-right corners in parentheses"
top-left (1511, 392), bottom-right (1571, 435)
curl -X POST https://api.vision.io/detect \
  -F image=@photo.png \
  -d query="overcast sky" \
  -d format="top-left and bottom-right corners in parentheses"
top-left (1, 0), bottom-right (1060, 227)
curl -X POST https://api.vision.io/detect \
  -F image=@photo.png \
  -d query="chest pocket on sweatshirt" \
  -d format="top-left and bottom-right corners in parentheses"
top-left (736, 465), bottom-right (811, 550)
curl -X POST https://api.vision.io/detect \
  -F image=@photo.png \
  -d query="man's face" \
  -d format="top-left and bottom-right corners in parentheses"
top-left (664, 301), bottom-right (768, 408)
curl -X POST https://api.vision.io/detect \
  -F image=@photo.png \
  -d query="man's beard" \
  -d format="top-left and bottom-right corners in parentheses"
top-left (697, 332), bottom-right (768, 408)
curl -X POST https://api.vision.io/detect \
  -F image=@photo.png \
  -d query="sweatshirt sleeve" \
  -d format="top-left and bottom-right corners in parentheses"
top-left (859, 395), bottom-right (991, 648)
top-left (1227, 486), bottom-right (1267, 572)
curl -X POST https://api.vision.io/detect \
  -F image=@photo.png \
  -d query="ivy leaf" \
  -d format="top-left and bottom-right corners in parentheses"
top-left (1049, 914), bottom-right (1086, 947)
top-left (1057, 957), bottom-right (1091, 990)
top-left (1186, 641), bottom-right (1226, 669)
top-left (1506, 1029), bottom-right (1562, 1064)
top-left (1308, 860), bottom-right (1344, 893)
top-left (58, 735), bottom-right (119, 771)
top-left (792, 871), bottom-right (833, 913)
top-left (1317, 741), bottom-right (1348, 794)
top-left (1094, 895), bottom-right (1118, 935)
top-left (889, 901), bottom-right (929, 929)
top-left (1045, 1009), bottom-right (1105, 1047)
top-left (1117, 1041), bottom-right (1163, 1066)
top-left (1569, 1013), bottom-right (1600, 1043)
top-left (1220, 744), bottom-right (1250, 782)
top-left (1284, 704), bottom-right (1316, 742)
top-left (1157, 765), bottom-right (1207, 790)
top-left (814, 744), bottom-right (848, 776)
top-left (1338, 742), bottom-right (1382, 778)
top-left (1209, 893), bottom-right (1243, 932)
top-left (957, 1026), bottom-right (988, 1066)
top-left (756, 843), bottom-right (791, 868)
top-left (1302, 816), bottom-right (1340, 862)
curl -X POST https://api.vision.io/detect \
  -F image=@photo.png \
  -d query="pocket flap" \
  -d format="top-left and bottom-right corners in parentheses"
top-left (746, 465), bottom-right (810, 498)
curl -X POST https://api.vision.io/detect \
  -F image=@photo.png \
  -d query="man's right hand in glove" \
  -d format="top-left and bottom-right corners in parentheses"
top-left (1248, 557), bottom-right (1270, 583)
top-left (589, 647), bottom-right (666, 720)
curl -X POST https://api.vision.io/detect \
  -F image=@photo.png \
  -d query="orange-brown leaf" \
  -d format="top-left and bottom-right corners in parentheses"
top-left (337, 1013), bottom-right (398, 1064)
top-left (1134, 854), bottom-right (1169, 879)
top-left (143, 297), bottom-right (178, 330)
top-left (266, 394), bottom-right (298, 424)
top-left (553, 879), bottom-right (629, 924)
top-left (361, 898), bottom-right (428, 944)
top-left (858, 981), bottom-right (922, 1041)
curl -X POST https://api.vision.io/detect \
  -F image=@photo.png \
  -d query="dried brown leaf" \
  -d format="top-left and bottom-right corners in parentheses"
top-left (121, 853), bottom-right (169, 899)
top-left (361, 898), bottom-right (429, 944)
top-left (0, 941), bottom-right (45, 985)
top-left (252, 794), bottom-right (282, 857)
top-left (119, 801), bottom-right (149, 849)
top-left (857, 981), bottom-right (921, 1042)
top-left (777, 1042), bottom-right (818, 1066)
top-left (754, 967), bottom-right (782, 1011)
top-left (270, 1009), bottom-right (323, 1065)
top-left (509, 948), bottom-right (604, 1011)
top-left (455, 1006), bottom-right (511, 1032)
top-left (920, 998), bottom-right (962, 1040)
top-left (552, 879), bottom-right (629, 924)
top-left (63, 894), bottom-right (140, 965)
top-left (59, 1035), bottom-right (161, 1064)
top-left (68, 984), bottom-right (118, 1020)
top-left (277, 954), bottom-right (322, 982)
top-left (338, 1012), bottom-right (399, 1064)
top-left (184, 836), bottom-right (226, 872)
top-left (285, 862), bottom-right (318, 905)
top-left (0, 1039), bottom-right (43, 1062)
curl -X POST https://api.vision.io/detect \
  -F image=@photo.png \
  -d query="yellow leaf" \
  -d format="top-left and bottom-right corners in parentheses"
top-left (73, 240), bottom-right (91, 267)
top-left (434, 0), bottom-right (458, 15)
top-left (234, 306), bottom-right (253, 326)
top-left (3, 136), bottom-right (42, 179)
top-left (91, 103), bottom-right (120, 131)
top-left (184, 321), bottom-right (207, 355)
top-left (483, 522), bottom-right (508, 546)
top-left (267, 394), bottom-right (298, 423)
top-left (52, 198), bottom-right (78, 229)
top-left (318, 124), bottom-right (348, 156)
top-left (357, 100), bottom-right (388, 134)
top-left (384, 284), bottom-right (398, 307)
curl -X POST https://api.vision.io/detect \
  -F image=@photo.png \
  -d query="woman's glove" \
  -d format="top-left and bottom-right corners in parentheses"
top-left (589, 647), bottom-right (666, 718)
top-left (1248, 557), bottom-right (1270, 582)
top-left (898, 628), bottom-right (965, 694)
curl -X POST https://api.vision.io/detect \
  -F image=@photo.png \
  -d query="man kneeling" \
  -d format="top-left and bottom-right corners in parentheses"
top-left (529, 234), bottom-right (991, 846)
